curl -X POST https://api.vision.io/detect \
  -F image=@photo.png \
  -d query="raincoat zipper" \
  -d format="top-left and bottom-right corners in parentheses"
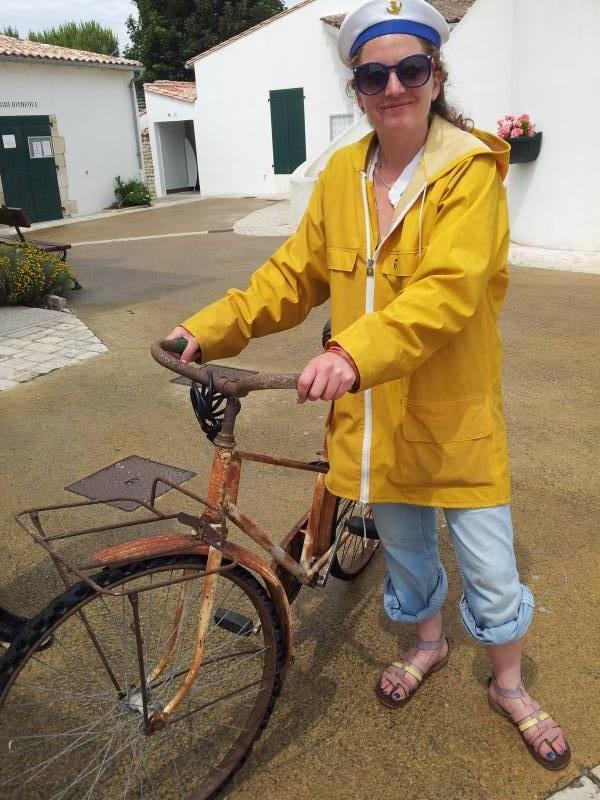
top-left (358, 171), bottom-right (428, 503)
top-left (360, 170), bottom-right (375, 504)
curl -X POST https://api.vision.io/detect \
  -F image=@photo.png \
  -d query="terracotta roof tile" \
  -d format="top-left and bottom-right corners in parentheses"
top-left (0, 35), bottom-right (142, 68)
top-left (143, 80), bottom-right (197, 102)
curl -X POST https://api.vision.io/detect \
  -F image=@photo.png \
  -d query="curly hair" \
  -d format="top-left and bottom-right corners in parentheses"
top-left (422, 41), bottom-right (473, 131)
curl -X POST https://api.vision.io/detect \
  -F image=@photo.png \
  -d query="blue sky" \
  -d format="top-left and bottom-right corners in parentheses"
top-left (2, 0), bottom-right (301, 53)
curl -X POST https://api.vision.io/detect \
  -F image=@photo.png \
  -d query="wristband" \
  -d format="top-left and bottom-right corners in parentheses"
top-left (324, 342), bottom-right (360, 392)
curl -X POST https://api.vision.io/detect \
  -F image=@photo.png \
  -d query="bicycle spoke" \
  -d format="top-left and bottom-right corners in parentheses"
top-left (0, 557), bottom-right (282, 798)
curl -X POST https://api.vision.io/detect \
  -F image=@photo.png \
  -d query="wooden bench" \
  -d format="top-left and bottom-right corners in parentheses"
top-left (0, 205), bottom-right (81, 289)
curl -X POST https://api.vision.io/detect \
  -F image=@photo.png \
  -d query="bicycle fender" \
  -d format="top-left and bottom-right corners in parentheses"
top-left (91, 534), bottom-right (293, 674)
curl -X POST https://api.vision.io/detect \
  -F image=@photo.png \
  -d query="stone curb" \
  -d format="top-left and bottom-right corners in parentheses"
top-left (27, 194), bottom-right (287, 233)
top-left (547, 769), bottom-right (600, 799)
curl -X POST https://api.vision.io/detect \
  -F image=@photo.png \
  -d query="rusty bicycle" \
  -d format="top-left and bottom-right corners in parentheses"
top-left (0, 339), bottom-right (379, 799)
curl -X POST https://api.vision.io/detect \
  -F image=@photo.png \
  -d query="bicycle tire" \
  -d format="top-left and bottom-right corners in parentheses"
top-left (0, 555), bottom-right (284, 800)
top-left (329, 497), bottom-right (379, 580)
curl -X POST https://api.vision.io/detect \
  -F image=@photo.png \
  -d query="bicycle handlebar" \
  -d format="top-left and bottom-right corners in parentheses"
top-left (151, 339), bottom-right (300, 397)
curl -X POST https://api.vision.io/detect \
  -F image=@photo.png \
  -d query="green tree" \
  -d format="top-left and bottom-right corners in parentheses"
top-left (1, 26), bottom-right (20, 38)
top-left (28, 21), bottom-right (119, 56)
top-left (125, 0), bottom-right (285, 84)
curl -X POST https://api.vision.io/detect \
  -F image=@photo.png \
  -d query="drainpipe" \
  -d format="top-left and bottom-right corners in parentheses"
top-left (129, 69), bottom-right (144, 170)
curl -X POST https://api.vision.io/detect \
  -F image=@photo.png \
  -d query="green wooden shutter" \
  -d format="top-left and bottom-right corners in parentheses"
top-left (0, 116), bottom-right (62, 223)
top-left (269, 88), bottom-right (306, 175)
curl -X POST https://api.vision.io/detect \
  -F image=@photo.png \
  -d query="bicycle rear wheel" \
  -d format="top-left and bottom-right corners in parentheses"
top-left (0, 555), bottom-right (284, 800)
top-left (330, 498), bottom-right (379, 580)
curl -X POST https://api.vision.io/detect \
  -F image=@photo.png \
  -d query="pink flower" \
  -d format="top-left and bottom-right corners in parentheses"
top-left (498, 113), bottom-right (537, 139)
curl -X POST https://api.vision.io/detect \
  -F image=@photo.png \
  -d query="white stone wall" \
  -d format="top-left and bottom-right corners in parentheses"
top-left (0, 60), bottom-right (142, 217)
top-left (191, 0), bottom-right (365, 197)
top-left (444, 0), bottom-right (599, 251)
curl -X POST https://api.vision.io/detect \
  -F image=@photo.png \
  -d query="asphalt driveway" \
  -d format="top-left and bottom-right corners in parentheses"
top-left (1, 196), bottom-right (599, 800)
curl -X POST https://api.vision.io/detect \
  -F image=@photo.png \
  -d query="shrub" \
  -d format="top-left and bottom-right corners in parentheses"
top-left (0, 245), bottom-right (75, 306)
top-left (114, 176), bottom-right (152, 208)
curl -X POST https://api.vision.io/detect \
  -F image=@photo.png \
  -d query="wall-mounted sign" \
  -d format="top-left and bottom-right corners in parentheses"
top-left (2, 134), bottom-right (16, 148)
top-left (0, 100), bottom-right (39, 109)
top-left (28, 136), bottom-right (53, 159)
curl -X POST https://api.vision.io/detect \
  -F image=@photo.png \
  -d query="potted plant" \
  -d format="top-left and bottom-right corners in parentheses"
top-left (497, 114), bottom-right (542, 164)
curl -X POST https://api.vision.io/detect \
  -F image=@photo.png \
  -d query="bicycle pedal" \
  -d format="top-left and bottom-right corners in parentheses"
top-left (213, 608), bottom-right (260, 636)
top-left (345, 516), bottom-right (379, 539)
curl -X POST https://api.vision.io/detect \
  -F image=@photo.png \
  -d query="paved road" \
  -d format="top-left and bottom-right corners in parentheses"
top-left (1, 197), bottom-right (599, 800)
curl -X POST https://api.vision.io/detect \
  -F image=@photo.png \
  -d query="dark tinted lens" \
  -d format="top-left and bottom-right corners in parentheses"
top-left (396, 54), bottom-right (431, 87)
top-left (354, 63), bottom-right (389, 95)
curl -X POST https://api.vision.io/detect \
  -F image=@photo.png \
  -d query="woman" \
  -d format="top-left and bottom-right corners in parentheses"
top-left (167, 0), bottom-right (569, 769)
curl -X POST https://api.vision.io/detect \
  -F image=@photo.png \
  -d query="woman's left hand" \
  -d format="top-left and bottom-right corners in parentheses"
top-left (297, 352), bottom-right (357, 403)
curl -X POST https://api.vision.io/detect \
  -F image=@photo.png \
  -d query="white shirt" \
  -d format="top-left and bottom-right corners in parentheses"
top-left (368, 144), bottom-right (424, 208)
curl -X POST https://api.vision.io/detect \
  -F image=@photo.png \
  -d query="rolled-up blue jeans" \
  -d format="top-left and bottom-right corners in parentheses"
top-left (371, 503), bottom-right (534, 646)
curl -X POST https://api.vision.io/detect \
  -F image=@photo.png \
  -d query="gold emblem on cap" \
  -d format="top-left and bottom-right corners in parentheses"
top-left (387, 0), bottom-right (402, 14)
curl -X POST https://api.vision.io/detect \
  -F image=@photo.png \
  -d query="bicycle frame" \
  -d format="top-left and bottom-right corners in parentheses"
top-left (13, 392), bottom-right (351, 724)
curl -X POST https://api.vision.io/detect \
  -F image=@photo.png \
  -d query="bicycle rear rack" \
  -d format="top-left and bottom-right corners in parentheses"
top-left (14, 478), bottom-right (232, 597)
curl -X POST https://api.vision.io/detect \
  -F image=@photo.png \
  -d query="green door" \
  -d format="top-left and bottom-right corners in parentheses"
top-left (269, 88), bottom-right (306, 175)
top-left (0, 116), bottom-right (63, 222)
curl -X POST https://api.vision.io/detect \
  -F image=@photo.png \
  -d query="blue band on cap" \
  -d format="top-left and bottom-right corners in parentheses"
top-left (350, 20), bottom-right (441, 57)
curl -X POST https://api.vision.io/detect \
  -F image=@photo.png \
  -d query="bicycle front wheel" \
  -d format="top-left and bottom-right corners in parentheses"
top-left (0, 555), bottom-right (284, 800)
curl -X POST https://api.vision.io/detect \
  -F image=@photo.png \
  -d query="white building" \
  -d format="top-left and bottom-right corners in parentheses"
top-left (143, 0), bottom-right (369, 200)
top-left (145, 0), bottom-right (598, 255)
top-left (442, 0), bottom-right (599, 251)
top-left (291, 0), bottom-right (599, 254)
top-left (143, 81), bottom-right (198, 197)
top-left (0, 36), bottom-right (144, 223)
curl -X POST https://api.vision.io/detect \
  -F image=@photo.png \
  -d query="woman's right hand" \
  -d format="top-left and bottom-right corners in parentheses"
top-left (165, 326), bottom-right (201, 365)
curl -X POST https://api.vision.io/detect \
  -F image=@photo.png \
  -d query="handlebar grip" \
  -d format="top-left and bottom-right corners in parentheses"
top-left (161, 337), bottom-right (189, 355)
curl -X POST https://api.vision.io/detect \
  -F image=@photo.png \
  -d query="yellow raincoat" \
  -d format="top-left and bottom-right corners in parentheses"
top-left (182, 115), bottom-right (512, 508)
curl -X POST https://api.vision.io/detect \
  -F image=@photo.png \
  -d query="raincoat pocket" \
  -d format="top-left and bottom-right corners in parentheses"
top-left (327, 247), bottom-right (358, 272)
top-left (380, 248), bottom-right (423, 278)
top-left (400, 396), bottom-right (494, 487)
top-left (379, 249), bottom-right (424, 303)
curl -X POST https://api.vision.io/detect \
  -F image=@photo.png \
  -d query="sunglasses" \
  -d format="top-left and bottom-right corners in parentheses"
top-left (353, 53), bottom-right (434, 95)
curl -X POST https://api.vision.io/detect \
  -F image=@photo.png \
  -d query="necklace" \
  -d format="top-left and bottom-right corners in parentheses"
top-left (375, 161), bottom-right (395, 191)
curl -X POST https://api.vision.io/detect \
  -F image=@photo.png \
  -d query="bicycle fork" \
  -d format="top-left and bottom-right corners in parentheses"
top-left (149, 546), bottom-right (223, 727)
top-left (147, 425), bottom-right (240, 726)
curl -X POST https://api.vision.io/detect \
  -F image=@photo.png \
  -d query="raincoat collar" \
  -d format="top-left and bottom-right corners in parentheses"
top-left (350, 115), bottom-right (510, 183)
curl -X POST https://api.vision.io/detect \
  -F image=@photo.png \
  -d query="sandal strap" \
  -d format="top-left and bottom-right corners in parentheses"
top-left (518, 711), bottom-right (550, 733)
top-left (530, 722), bottom-right (562, 754)
top-left (392, 660), bottom-right (424, 683)
top-left (492, 682), bottom-right (525, 700)
top-left (416, 635), bottom-right (445, 652)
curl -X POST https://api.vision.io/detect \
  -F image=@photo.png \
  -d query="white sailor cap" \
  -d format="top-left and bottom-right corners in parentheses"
top-left (338, 0), bottom-right (450, 66)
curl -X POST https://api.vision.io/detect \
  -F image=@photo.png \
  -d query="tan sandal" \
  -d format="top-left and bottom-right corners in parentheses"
top-left (487, 677), bottom-right (571, 771)
top-left (375, 635), bottom-right (449, 709)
